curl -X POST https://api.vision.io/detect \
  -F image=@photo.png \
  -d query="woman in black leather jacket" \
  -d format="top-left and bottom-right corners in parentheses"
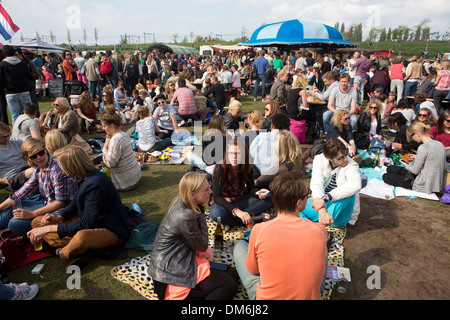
top-left (354, 99), bottom-right (383, 149)
top-left (149, 172), bottom-right (239, 300)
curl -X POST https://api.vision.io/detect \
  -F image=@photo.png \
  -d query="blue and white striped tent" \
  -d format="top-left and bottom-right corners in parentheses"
top-left (240, 19), bottom-right (358, 49)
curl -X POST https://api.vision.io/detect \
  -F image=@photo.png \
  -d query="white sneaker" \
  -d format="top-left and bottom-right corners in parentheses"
top-left (253, 97), bottom-right (257, 102)
top-left (8, 282), bottom-right (39, 300)
top-left (178, 120), bottom-right (185, 127)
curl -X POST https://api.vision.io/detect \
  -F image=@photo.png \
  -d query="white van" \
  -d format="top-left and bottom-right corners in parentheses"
top-left (199, 45), bottom-right (214, 56)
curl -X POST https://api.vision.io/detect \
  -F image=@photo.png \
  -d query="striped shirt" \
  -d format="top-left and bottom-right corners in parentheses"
top-left (170, 87), bottom-right (197, 115)
top-left (324, 173), bottom-right (337, 194)
top-left (102, 131), bottom-right (142, 191)
top-left (10, 156), bottom-right (77, 213)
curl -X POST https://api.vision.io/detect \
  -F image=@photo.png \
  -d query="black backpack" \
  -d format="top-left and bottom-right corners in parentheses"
top-left (127, 62), bottom-right (139, 78)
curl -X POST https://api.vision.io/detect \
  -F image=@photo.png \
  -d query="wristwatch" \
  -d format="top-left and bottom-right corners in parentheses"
top-left (321, 194), bottom-right (331, 203)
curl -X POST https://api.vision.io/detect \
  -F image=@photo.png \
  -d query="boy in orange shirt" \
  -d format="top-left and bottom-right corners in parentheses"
top-left (233, 171), bottom-right (328, 300)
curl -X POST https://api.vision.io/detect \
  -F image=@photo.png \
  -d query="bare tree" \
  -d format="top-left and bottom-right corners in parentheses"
top-left (67, 28), bottom-right (71, 44)
top-left (94, 28), bottom-right (98, 46)
top-left (83, 28), bottom-right (88, 45)
top-left (49, 31), bottom-right (55, 44)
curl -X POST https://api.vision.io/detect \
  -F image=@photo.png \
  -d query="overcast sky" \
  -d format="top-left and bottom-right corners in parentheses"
top-left (3, 0), bottom-right (449, 46)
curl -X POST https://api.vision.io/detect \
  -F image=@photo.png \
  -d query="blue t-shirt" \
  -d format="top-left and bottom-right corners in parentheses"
top-left (252, 57), bottom-right (269, 75)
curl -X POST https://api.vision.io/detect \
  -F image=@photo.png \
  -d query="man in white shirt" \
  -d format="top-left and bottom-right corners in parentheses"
top-left (295, 52), bottom-right (307, 73)
top-left (323, 73), bottom-right (358, 133)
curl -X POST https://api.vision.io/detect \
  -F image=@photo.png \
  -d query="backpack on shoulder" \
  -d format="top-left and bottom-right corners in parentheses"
top-left (100, 57), bottom-right (113, 75)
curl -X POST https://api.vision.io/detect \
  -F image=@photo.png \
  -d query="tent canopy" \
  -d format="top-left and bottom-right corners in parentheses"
top-left (147, 43), bottom-right (198, 55)
top-left (210, 45), bottom-right (252, 53)
top-left (9, 39), bottom-right (66, 52)
top-left (240, 19), bottom-right (358, 49)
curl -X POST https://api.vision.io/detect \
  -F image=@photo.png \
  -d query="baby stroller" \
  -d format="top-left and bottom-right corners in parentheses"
top-left (64, 80), bottom-right (89, 108)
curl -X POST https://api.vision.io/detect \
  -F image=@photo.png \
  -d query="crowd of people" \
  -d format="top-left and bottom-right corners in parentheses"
top-left (0, 43), bottom-right (449, 300)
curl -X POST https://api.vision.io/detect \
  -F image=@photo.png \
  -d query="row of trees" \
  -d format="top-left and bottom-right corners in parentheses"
top-left (336, 19), bottom-right (449, 43)
top-left (23, 28), bottom-right (100, 46)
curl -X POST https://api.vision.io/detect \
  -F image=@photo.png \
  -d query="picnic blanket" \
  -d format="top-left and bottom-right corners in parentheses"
top-left (143, 146), bottom-right (194, 165)
top-left (110, 216), bottom-right (248, 300)
top-left (359, 166), bottom-right (440, 201)
top-left (111, 215), bottom-right (344, 300)
top-left (322, 226), bottom-right (347, 300)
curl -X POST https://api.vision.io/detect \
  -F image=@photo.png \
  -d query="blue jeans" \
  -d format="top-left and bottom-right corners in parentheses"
top-left (88, 80), bottom-right (99, 99)
top-left (233, 239), bottom-right (328, 300)
top-left (206, 99), bottom-right (219, 112)
top-left (354, 76), bottom-right (365, 105)
top-left (233, 240), bottom-right (259, 300)
top-left (209, 194), bottom-right (273, 226)
top-left (253, 75), bottom-right (267, 99)
top-left (106, 75), bottom-right (118, 90)
top-left (0, 196), bottom-right (45, 234)
top-left (0, 281), bottom-right (15, 300)
top-left (300, 196), bottom-right (356, 228)
top-left (6, 92), bottom-right (32, 125)
top-left (323, 111), bottom-right (357, 133)
top-left (403, 81), bottom-right (418, 99)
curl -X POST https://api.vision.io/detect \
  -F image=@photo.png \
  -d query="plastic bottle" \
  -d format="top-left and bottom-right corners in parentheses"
top-left (131, 203), bottom-right (143, 216)
top-left (214, 217), bottom-right (224, 251)
top-left (374, 149), bottom-right (380, 167)
top-left (379, 147), bottom-right (386, 166)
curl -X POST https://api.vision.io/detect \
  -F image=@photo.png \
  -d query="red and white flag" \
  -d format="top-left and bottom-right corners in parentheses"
top-left (0, 4), bottom-right (19, 41)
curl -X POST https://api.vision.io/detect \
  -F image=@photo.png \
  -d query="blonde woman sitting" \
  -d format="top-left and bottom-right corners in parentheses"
top-left (242, 109), bottom-right (262, 148)
top-left (383, 121), bottom-right (446, 194)
top-left (326, 109), bottom-right (356, 157)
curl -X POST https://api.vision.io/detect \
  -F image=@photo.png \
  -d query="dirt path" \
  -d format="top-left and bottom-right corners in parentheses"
top-left (331, 194), bottom-right (450, 300)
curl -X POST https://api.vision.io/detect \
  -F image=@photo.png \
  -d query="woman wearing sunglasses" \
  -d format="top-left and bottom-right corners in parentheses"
top-left (44, 97), bottom-right (80, 144)
top-left (326, 109), bottom-right (357, 157)
top-left (413, 108), bottom-right (437, 127)
top-left (0, 138), bottom-right (76, 234)
top-left (354, 99), bottom-right (384, 149)
top-left (152, 93), bottom-right (179, 139)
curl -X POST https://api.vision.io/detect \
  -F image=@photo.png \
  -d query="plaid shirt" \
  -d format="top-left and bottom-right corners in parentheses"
top-left (10, 156), bottom-right (77, 213)
top-left (171, 87), bottom-right (197, 115)
top-left (436, 69), bottom-right (450, 91)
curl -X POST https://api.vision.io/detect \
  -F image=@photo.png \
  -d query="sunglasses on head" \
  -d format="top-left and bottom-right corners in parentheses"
top-left (300, 188), bottom-right (312, 200)
top-left (28, 149), bottom-right (46, 160)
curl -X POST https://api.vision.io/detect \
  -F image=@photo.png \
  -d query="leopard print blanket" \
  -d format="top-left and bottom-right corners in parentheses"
top-left (111, 217), bottom-right (346, 300)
